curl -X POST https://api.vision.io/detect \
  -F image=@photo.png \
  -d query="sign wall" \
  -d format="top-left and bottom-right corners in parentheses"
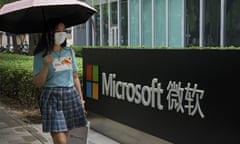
top-left (83, 49), bottom-right (239, 144)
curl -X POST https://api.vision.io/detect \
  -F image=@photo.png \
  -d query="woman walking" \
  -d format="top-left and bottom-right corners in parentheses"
top-left (33, 18), bottom-right (87, 144)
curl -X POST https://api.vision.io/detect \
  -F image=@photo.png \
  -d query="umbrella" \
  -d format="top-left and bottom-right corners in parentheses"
top-left (0, 0), bottom-right (96, 34)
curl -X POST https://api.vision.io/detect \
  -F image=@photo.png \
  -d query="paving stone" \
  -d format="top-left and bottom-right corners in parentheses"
top-left (8, 139), bottom-right (26, 144)
top-left (15, 127), bottom-right (25, 132)
top-left (0, 129), bottom-right (15, 135)
top-left (0, 122), bottom-right (8, 129)
top-left (0, 101), bottom-right (120, 144)
top-left (22, 135), bottom-right (37, 142)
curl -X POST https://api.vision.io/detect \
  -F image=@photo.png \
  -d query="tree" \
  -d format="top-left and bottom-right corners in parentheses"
top-left (29, 33), bottom-right (41, 55)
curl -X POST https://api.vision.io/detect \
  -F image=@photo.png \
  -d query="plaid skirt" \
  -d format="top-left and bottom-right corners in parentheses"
top-left (39, 87), bottom-right (87, 132)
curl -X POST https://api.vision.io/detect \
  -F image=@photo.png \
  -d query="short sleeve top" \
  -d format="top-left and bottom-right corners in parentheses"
top-left (33, 47), bottom-right (78, 87)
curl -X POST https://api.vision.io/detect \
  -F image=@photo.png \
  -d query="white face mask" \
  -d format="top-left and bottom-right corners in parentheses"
top-left (54, 32), bottom-right (67, 45)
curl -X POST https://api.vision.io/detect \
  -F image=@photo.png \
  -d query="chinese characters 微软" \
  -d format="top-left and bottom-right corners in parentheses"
top-left (166, 81), bottom-right (205, 119)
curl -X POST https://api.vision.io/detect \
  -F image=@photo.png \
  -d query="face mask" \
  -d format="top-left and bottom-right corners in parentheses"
top-left (54, 32), bottom-right (67, 45)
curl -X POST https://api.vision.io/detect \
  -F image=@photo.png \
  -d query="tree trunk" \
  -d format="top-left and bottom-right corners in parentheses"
top-left (12, 34), bottom-right (19, 53)
top-left (29, 33), bottom-right (41, 55)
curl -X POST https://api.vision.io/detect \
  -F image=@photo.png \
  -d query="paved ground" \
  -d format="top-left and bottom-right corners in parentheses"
top-left (0, 101), bottom-right (120, 144)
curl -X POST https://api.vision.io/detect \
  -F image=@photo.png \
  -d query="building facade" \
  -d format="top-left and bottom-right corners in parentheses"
top-left (74, 0), bottom-right (240, 48)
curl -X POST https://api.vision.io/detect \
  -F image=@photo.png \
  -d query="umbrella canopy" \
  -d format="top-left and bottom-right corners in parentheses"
top-left (0, 0), bottom-right (96, 34)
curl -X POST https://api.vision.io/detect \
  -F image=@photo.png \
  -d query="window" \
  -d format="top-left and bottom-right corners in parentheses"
top-left (186, 0), bottom-right (199, 47)
top-left (169, 0), bottom-right (182, 47)
top-left (205, 0), bottom-right (220, 46)
top-left (141, 0), bottom-right (152, 47)
top-left (130, 0), bottom-right (140, 46)
top-left (226, 0), bottom-right (240, 46)
top-left (94, 5), bottom-right (100, 46)
top-left (102, 2), bottom-right (109, 45)
top-left (154, 0), bottom-right (166, 47)
top-left (120, 0), bottom-right (128, 45)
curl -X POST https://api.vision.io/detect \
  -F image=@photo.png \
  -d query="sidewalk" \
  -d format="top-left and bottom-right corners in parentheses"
top-left (0, 101), bottom-right (120, 144)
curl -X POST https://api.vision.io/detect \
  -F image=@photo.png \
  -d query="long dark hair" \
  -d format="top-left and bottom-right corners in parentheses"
top-left (33, 18), bottom-right (67, 56)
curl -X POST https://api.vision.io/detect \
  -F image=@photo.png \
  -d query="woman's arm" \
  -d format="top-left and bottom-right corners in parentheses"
top-left (33, 52), bottom-right (53, 88)
top-left (33, 64), bottom-right (49, 88)
top-left (73, 72), bottom-right (86, 112)
top-left (73, 72), bottom-right (84, 100)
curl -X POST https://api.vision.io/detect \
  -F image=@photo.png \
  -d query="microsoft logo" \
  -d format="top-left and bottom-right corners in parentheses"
top-left (86, 64), bottom-right (99, 100)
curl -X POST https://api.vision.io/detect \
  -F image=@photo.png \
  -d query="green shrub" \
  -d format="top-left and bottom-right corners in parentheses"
top-left (0, 53), bottom-right (83, 109)
top-left (70, 45), bottom-right (84, 57)
top-left (0, 53), bottom-right (39, 108)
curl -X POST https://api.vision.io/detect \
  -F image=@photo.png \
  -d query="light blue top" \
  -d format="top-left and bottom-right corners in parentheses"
top-left (33, 47), bottom-right (78, 87)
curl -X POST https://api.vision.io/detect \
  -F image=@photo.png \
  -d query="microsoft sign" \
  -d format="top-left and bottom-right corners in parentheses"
top-left (83, 48), bottom-right (239, 144)
top-left (102, 72), bottom-right (205, 118)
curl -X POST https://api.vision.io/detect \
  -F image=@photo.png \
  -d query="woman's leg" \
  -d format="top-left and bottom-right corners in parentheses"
top-left (51, 132), bottom-right (68, 144)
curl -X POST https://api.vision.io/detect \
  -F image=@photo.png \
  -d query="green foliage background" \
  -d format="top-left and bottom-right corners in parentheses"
top-left (0, 53), bottom-right (83, 109)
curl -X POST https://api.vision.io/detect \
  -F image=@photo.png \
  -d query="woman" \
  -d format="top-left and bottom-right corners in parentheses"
top-left (33, 18), bottom-right (87, 144)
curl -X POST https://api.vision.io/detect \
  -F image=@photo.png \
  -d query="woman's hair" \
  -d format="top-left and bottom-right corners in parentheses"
top-left (34, 18), bottom-right (67, 56)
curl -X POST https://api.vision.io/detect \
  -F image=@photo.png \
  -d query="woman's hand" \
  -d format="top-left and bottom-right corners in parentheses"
top-left (81, 100), bottom-right (87, 114)
top-left (44, 52), bottom-right (53, 66)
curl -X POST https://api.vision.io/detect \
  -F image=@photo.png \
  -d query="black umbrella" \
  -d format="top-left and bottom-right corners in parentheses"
top-left (0, 0), bottom-right (96, 34)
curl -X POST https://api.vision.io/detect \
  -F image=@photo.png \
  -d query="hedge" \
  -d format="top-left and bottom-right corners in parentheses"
top-left (0, 53), bottom-right (83, 109)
